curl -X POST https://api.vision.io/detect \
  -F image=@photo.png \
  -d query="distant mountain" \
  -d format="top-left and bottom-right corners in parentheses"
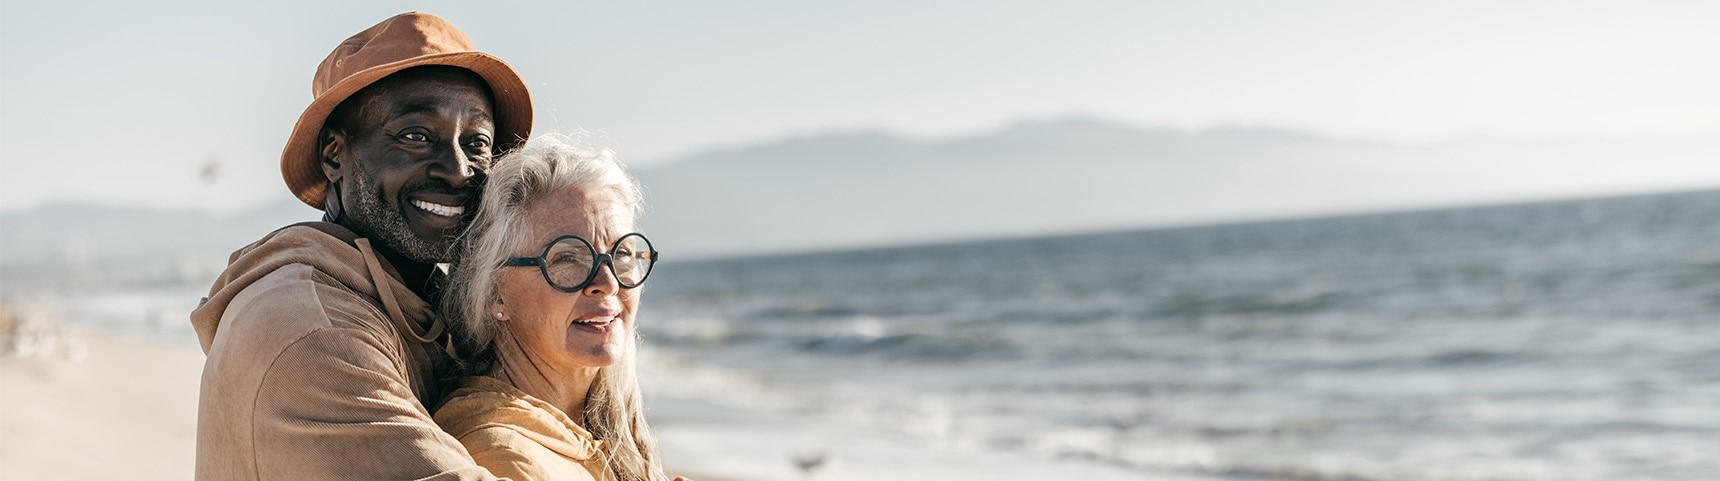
top-left (633, 117), bottom-right (1720, 258)
top-left (4, 117), bottom-right (1718, 292)
top-left (0, 198), bottom-right (318, 291)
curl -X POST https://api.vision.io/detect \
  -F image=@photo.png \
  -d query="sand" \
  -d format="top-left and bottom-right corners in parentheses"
top-left (0, 323), bottom-right (1150, 481)
top-left (0, 326), bottom-right (748, 481)
top-left (0, 332), bottom-right (204, 480)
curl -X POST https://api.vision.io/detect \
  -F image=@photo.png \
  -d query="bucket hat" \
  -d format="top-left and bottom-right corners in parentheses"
top-left (282, 12), bottom-right (532, 209)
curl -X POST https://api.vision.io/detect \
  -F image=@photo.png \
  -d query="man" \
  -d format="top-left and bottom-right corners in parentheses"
top-left (190, 12), bottom-right (531, 479)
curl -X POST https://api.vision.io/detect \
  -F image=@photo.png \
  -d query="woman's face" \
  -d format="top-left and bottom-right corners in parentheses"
top-left (495, 186), bottom-right (638, 373)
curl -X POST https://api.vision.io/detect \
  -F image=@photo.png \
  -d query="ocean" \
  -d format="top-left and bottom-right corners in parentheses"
top-left (28, 189), bottom-right (1720, 480)
top-left (638, 189), bottom-right (1720, 480)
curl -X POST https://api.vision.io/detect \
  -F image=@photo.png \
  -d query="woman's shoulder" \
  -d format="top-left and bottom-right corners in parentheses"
top-left (453, 429), bottom-right (557, 481)
top-left (432, 376), bottom-right (607, 481)
top-left (433, 375), bottom-right (605, 456)
top-left (432, 377), bottom-right (557, 472)
top-left (453, 425), bottom-right (602, 481)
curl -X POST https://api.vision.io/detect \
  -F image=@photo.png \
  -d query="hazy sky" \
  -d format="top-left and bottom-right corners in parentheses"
top-left (2, 0), bottom-right (1716, 213)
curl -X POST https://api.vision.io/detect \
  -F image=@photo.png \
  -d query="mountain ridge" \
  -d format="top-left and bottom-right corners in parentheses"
top-left (5, 117), bottom-right (1719, 291)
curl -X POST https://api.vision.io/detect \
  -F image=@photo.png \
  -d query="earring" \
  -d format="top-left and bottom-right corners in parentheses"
top-left (494, 312), bottom-right (505, 320)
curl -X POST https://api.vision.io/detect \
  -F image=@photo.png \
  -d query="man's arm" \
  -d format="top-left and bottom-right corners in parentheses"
top-left (251, 327), bottom-right (505, 480)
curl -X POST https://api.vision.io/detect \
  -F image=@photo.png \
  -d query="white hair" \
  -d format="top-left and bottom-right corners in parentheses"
top-left (443, 132), bottom-right (664, 481)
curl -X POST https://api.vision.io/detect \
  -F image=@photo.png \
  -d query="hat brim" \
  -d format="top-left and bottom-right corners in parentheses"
top-left (281, 51), bottom-right (533, 209)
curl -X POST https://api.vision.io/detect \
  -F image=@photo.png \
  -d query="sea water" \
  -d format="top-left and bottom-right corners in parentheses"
top-left (35, 190), bottom-right (1720, 479)
top-left (640, 189), bottom-right (1720, 481)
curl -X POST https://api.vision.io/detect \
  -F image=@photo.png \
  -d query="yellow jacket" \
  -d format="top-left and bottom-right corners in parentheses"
top-left (436, 375), bottom-right (615, 481)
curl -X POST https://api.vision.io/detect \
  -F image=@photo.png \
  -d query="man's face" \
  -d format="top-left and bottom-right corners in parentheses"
top-left (333, 71), bottom-right (496, 263)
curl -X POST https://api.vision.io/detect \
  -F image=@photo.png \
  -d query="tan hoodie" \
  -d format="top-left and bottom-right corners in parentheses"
top-left (191, 222), bottom-right (503, 480)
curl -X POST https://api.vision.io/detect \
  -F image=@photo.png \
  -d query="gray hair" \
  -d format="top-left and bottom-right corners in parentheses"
top-left (442, 132), bottom-right (664, 481)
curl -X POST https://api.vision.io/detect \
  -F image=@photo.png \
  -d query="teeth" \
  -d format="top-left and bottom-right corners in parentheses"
top-left (411, 200), bottom-right (464, 217)
top-left (575, 318), bottom-right (613, 325)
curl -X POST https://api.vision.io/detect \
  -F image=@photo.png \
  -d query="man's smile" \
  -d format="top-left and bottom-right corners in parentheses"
top-left (404, 188), bottom-right (473, 227)
top-left (410, 199), bottom-right (465, 218)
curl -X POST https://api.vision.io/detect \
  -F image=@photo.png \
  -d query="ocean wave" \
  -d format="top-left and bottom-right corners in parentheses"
top-left (1148, 291), bottom-right (1348, 319)
top-left (1423, 348), bottom-right (1534, 366)
top-left (799, 324), bottom-right (1018, 361)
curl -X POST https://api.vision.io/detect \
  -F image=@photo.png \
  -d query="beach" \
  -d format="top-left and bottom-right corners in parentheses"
top-left (0, 317), bottom-right (1155, 481)
top-left (1, 330), bottom-right (202, 480)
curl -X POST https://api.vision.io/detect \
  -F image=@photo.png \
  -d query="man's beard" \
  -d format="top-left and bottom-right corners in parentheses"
top-left (344, 172), bottom-right (460, 264)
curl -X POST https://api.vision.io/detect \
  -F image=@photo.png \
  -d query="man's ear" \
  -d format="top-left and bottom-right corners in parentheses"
top-left (319, 127), bottom-right (348, 183)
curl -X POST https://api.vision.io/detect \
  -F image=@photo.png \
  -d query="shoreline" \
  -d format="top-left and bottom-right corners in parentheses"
top-left (0, 317), bottom-right (1163, 481)
top-left (0, 328), bottom-right (752, 481)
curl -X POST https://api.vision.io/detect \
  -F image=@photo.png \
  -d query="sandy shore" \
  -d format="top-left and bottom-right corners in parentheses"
top-left (0, 331), bottom-right (741, 481)
top-left (1, 331), bottom-right (204, 480)
top-left (0, 323), bottom-right (1151, 481)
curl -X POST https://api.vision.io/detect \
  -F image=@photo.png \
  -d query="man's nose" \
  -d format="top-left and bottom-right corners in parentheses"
top-left (427, 141), bottom-right (477, 188)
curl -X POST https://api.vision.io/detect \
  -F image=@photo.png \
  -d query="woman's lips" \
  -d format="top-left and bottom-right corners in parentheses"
top-left (570, 317), bottom-right (616, 334)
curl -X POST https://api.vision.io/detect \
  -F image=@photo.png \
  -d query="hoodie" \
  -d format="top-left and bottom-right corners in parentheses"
top-left (190, 222), bottom-right (502, 480)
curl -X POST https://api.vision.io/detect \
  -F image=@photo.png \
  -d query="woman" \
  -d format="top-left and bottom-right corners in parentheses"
top-left (436, 133), bottom-right (669, 481)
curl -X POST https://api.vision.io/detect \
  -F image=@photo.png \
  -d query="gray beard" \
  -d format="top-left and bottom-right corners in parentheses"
top-left (344, 172), bottom-right (455, 264)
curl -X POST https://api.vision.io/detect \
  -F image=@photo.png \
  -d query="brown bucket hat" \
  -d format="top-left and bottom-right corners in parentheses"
top-left (281, 12), bottom-right (533, 209)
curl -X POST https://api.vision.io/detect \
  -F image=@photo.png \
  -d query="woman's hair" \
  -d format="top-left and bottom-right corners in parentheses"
top-left (442, 132), bottom-right (664, 481)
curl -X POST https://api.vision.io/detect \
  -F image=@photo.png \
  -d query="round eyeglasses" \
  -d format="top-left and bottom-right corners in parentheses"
top-left (502, 233), bottom-right (658, 292)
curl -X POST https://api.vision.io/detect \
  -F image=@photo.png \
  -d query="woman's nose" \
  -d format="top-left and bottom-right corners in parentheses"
top-left (584, 262), bottom-right (620, 297)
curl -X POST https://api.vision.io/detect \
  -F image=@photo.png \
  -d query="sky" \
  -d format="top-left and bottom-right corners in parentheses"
top-left (1, 0), bottom-right (1717, 213)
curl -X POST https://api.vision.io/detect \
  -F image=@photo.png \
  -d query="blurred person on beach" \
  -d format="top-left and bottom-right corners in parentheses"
top-left (188, 12), bottom-right (532, 480)
top-left (434, 134), bottom-right (669, 481)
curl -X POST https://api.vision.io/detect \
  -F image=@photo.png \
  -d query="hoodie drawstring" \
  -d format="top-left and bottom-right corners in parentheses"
top-left (355, 238), bottom-right (445, 344)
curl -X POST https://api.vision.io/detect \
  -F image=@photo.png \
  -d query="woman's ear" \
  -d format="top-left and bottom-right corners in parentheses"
top-left (490, 295), bottom-right (507, 322)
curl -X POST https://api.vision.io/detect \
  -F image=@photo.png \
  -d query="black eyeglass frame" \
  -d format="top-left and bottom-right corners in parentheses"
top-left (501, 233), bottom-right (659, 292)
